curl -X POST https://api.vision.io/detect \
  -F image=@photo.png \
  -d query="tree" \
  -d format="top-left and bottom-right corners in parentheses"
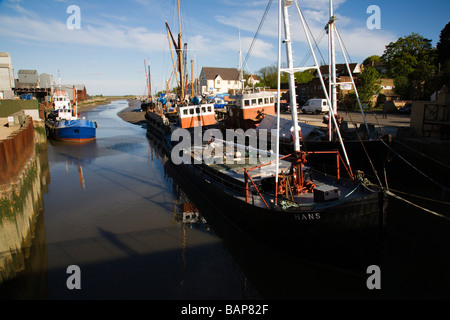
top-left (437, 21), bottom-right (450, 88)
top-left (257, 65), bottom-right (278, 88)
top-left (381, 33), bottom-right (436, 100)
top-left (362, 55), bottom-right (386, 76)
top-left (257, 65), bottom-right (313, 88)
top-left (437, 21), bottom-right (450, 65)
top-left (382, 33), bottom-right (435, 78)
top-left (363, 55), bottom-right (381, 66)
top-left (357, 66), bottom-right (381, 108)
top-left (295, 70), bottom-right (314, 84)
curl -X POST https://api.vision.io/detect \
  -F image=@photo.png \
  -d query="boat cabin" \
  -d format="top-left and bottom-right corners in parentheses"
top-left (53, 90), bottom-right (72, 110)
top-left (226, 88), bottom-right (276, 129)
top-left (178, 103), bottom-right (216, 129)
top-left (51, 90), bottom-right (77, 121)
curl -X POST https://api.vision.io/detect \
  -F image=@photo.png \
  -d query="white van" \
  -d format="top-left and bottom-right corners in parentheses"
top-left (301, 99), bottom-right (329, 114)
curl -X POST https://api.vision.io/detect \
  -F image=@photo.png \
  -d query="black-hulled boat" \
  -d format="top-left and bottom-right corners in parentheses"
top-left (155, 0), bottom-right (388, 271)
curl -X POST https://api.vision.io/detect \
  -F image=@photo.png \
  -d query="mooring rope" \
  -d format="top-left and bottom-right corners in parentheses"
top-left (392, 138), bottom-right (450, 171)
top-left (379, 139), bottom-right (450, 198)
top-left (385, 190), bottom-right (450, 221)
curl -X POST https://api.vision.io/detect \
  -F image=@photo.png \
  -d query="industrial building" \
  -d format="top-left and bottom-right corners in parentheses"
top-left (0, 52), bottom-right (15, 99)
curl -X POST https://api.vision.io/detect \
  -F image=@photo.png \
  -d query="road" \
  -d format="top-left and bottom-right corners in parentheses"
top-left (281, 110), bottom-right (411, 130)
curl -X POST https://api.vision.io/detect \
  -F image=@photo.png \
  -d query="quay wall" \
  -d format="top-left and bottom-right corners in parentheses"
top-left (0, 116), bottom-right (36, 188)
top-left (0, 115), bottom-right (48, 288)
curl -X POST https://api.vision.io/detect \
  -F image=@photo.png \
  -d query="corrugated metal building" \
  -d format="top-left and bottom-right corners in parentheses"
top-left (39, 73), bottom-right (54, 89)
top-left (0, 52), bottom-right (15, 99)
top-left (59, 84), bottom-right (87, 101)
top-left (17, 70), bottom-right (39, 89)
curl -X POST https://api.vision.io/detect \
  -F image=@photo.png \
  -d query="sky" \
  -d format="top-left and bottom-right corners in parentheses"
top-left (1, 0), bottom-right (449, 96)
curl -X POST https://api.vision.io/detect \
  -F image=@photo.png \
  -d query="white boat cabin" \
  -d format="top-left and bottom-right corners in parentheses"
top-left (229, 88), bottom-right (276, 120)
top-left (52, 90), bottom-right (77, 121)
top-left (178, 103), bottom-right (216, 129)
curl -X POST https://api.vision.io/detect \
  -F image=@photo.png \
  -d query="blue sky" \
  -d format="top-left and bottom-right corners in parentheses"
top-left (1, 0), bottom-right (449, 96)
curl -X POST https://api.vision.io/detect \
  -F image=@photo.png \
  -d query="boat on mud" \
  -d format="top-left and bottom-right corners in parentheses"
top-left (45, 86), bottom-right (96, 143)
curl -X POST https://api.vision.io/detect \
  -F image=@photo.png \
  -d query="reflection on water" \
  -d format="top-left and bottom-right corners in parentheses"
top-left (40, 100), bottom-right (258, 299)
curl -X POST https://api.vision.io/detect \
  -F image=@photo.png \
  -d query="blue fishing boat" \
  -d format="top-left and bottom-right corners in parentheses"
top-left (46, 89), bottom-right (96, 143)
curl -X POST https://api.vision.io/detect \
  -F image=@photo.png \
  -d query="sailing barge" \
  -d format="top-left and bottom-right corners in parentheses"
top-left (147, 0), bottom-right (388, 270)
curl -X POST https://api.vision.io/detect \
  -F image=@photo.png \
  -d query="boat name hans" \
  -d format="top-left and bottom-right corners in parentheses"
top-left (295, 213), bottom-right (321, 221)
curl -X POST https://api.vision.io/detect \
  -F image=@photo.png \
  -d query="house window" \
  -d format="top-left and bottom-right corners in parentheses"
top-left (216, 80), bottom-right (220, 84)
top-left (228, 80), bottom-right (231, 84)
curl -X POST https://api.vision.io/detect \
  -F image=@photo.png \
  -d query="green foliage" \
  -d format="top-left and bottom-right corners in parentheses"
top-left (295, 70), bottom-right (314, 84)
top-left (382, 33), bottom-right (435, 78)
top-left (381, 32), bottom-right (437, 100)
top-left (437, 21), bottom-right (450, 89)
top-left (436, 21), bottom-right (450, 65)
top-left (362, 55), bottom-right (381, 67)
top-left (256, 64), bottom-right (313, 88)
top-left (357, 67), bottom-right (381, 108)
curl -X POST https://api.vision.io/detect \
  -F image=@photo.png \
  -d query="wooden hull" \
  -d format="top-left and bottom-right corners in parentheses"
top-left (165, 158), bottom-right (387, 271)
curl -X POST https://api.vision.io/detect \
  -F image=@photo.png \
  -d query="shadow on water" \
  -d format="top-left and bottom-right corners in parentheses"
top-left (41, 225), bottom-right (258, 300)
top-left (152, 128), bottom-right (450, 299)
top-left (162, 156), bottom-right (378, 300)
top-left (97, 227), bottom-right (139, 257)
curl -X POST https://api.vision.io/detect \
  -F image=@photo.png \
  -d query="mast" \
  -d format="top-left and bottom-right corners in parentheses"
top-left (283, 0), bottom-right (352, 165)
top-left (165, 0), bottom-right (185, 104)
top-left (177, 0), bottom-right (184, 101)
top-left (148, 60), bottom-right (152, 101)
top-left (144, 59), bottom-right (151, 100)
top-left (281, 0), bottom-right (301, 152)
top-left (72, 85), bottom-right (77, 116)
top-left (327, 0), bottom-right (338, 140)
top-left (190, 59), bottom-right (194, 97)
top-left (275, 0), bottom-right (283, 203)
top-left (238, 27), bottom-right (244, 91)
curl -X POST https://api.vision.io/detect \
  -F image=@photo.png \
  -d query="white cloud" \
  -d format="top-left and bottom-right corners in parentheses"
top-left (0, 14), bottom-right (166, 52)
top-left (214, 0), bottom-right (395, 66)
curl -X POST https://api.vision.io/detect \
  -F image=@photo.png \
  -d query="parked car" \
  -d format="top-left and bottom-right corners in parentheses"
top-left (301, 99), bottom-right (329, 114)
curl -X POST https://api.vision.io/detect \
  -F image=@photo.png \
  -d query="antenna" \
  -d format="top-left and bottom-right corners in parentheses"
top-left (238, 24), bottom-right (244, 90)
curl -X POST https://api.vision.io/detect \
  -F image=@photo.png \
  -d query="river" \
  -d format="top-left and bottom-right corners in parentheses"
top-left (1, 99), bottom-right (450, 301)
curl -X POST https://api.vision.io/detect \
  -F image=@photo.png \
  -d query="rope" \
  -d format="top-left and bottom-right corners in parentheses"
top-left (385, 190), bottom-right (450, 221)
top-left (388, 188), bottom-right (450, 206)
top-left (335, 27), bottom-right (353, 64)
top-left (243, 0), bottom-right (273, 72)
top-left (298, 15), bottom-right (326, 67)
top-left (392, 138), bottom-right (450, 170)
top-left (379, 139), bottom-right (450, 197)
top-left (341, 107), bottom-right (384, 188)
